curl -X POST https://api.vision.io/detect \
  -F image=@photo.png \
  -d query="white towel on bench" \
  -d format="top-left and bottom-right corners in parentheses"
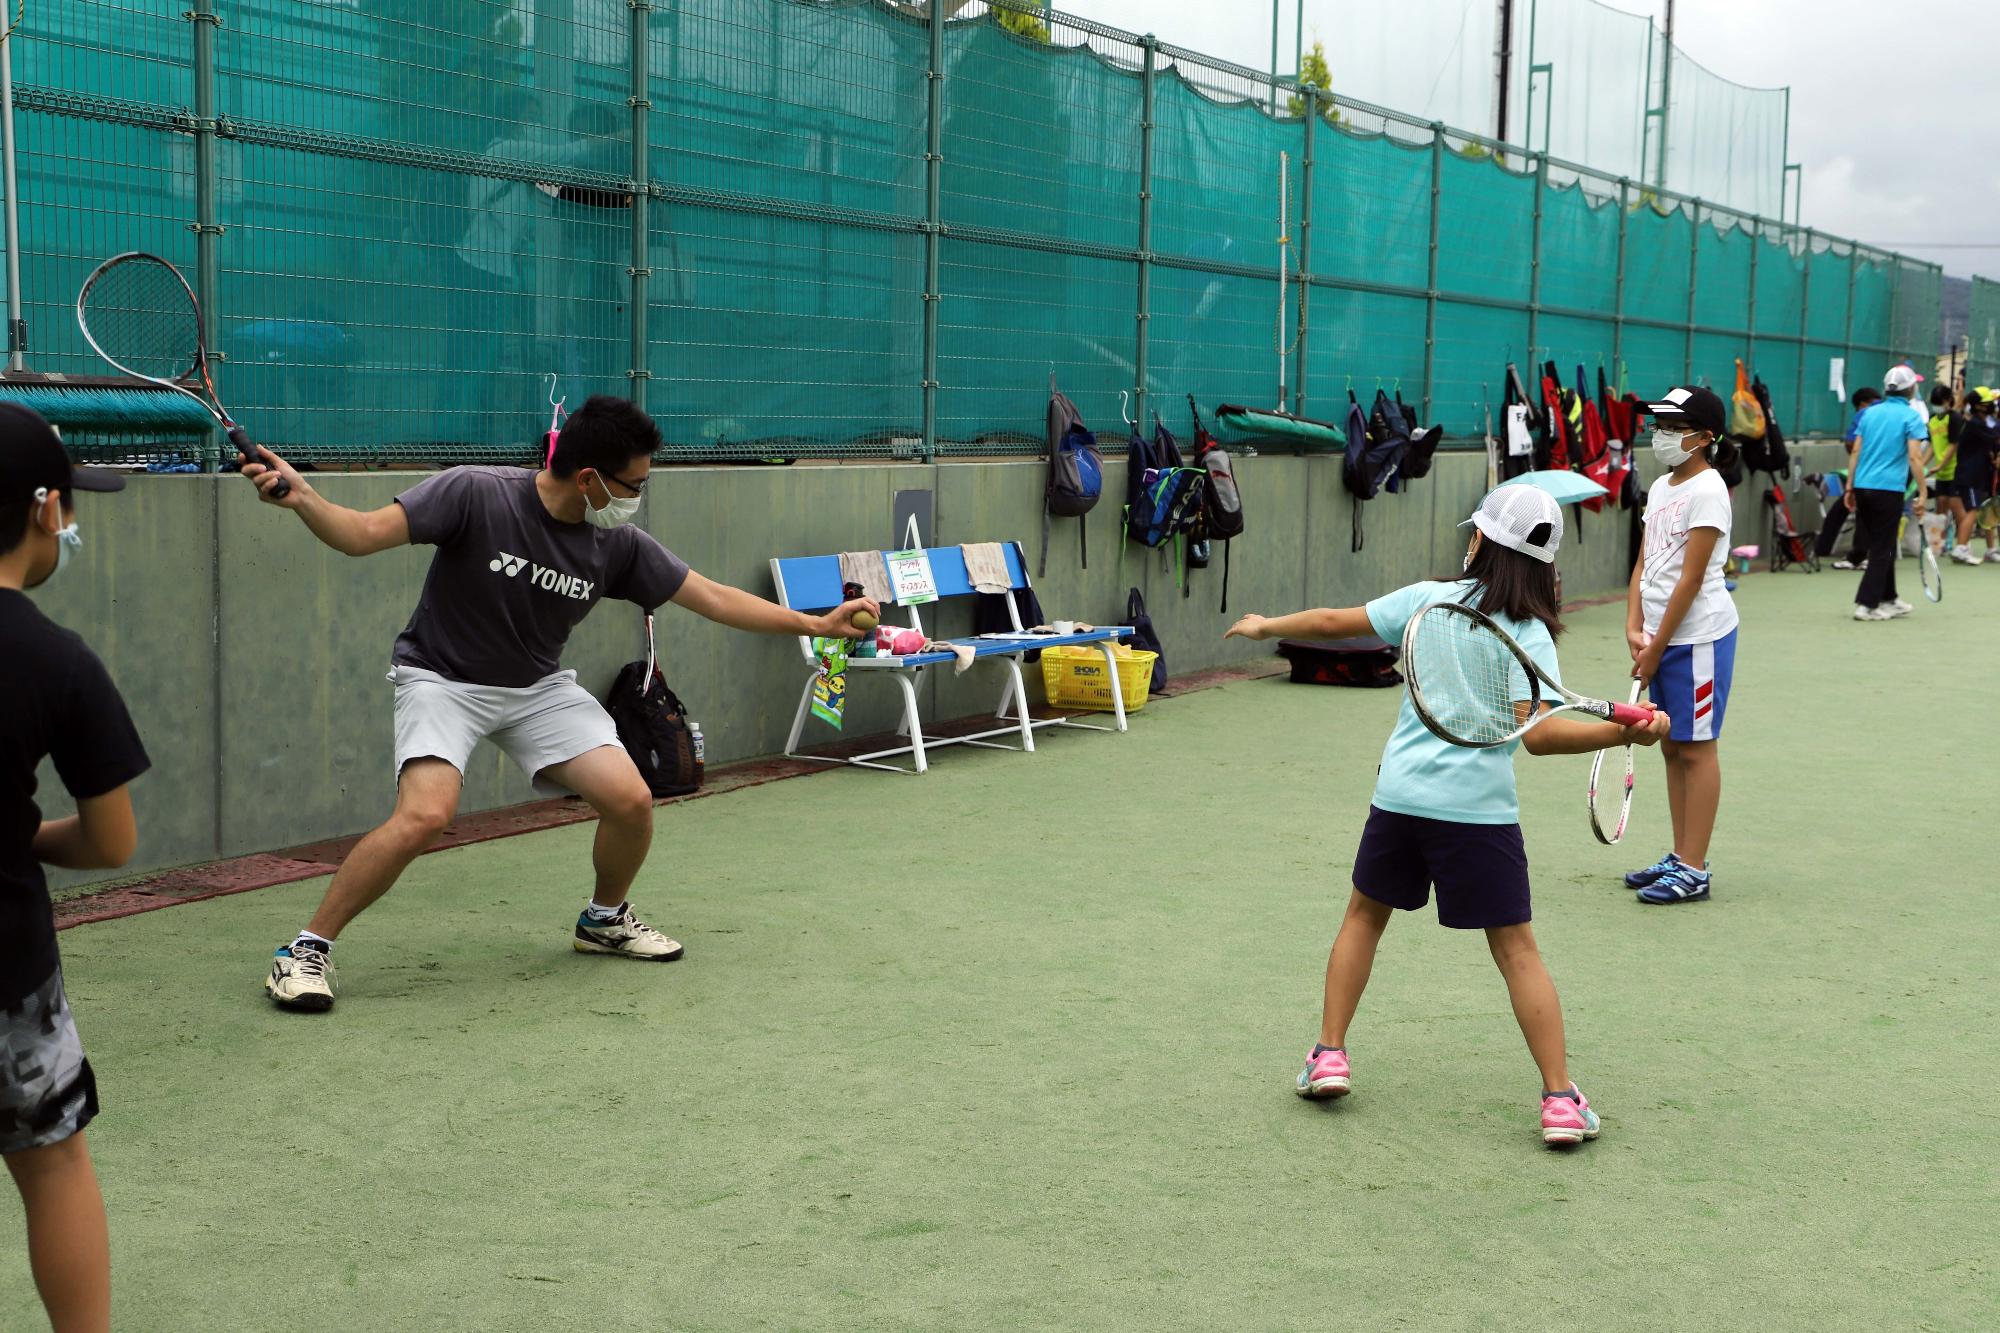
top-left (961, 542), bottom-right (1011, 594)
top-left (838, 550), bottom-right (893, 603)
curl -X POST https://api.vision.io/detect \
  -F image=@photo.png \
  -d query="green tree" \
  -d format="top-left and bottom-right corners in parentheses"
top-left (1285, 40), bottom-right (1346, 127)
top-left (995, 4), bottom-right (1051, 42)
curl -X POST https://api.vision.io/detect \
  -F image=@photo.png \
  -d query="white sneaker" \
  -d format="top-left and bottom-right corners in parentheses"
top-left (1832, 558), bottom-right (1864, 571)
top-left (266, 940), bottom-right (336, 1011)
top-left (1986, 550), bottom-right (2000, 564)
top-left (1886, 599), bottom-right (1913, 617)
top-left (1952, 546), bottom-right (1979, 565)
top-left (574, 903), bottom-right (685, 961)
top-left (1853, 604), bottom-right (1895, 621)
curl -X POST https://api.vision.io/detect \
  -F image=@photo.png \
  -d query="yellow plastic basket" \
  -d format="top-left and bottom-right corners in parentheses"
top-left (1040, 643), bottom-right (1155, 712)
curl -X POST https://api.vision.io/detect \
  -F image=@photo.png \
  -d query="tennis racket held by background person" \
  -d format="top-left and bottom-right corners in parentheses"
top-left (1586, 679), bottom-right (1643, 844)
top-left (76, 251), bottom-right (287, 498)
top-left (1401, 600), bottom-right (1656, 749)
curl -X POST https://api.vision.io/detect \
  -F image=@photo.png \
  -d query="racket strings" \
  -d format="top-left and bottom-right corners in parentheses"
top-left (81, 259), bottom-right (200, 384)
top-left (1407, 608), bottom-right (1531, 745)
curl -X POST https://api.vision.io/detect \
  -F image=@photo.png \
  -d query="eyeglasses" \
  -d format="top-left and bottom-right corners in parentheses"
top-left (593, 468), bottom-right (648, 498)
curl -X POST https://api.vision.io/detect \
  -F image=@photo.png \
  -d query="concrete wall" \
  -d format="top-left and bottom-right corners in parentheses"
top-left (33, 443), bottom-right (1844, 887)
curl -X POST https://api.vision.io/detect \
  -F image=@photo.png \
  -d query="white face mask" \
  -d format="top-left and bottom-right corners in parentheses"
top-left (583, 473), bottom-right (641, 530)
top-left (31, 487), bottom-right (80, 583)
top-left (1651, 428), bottom-right (1695, 467)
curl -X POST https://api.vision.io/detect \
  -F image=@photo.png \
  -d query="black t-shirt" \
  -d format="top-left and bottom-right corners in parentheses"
top-left (1958, 414), bottom-right (1997, 491)
top-left (1, 590), bottom-right (150, 1005)
top-left (391, 467), bottom-right (691, 687)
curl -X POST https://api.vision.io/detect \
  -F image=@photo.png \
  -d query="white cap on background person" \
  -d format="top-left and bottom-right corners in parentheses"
top-left (1884, 364), bottom-right (1925, 393)
top-left (1458, 483), bottom-right (1564, 564)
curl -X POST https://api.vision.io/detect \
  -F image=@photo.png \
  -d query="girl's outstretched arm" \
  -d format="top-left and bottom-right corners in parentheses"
top-left (1225, 607), bottom-right (1375, 641)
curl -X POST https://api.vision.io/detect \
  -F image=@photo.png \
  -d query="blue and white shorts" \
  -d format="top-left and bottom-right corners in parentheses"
top-left (1649, 629), bottom-right (1736, 742)
top-left (1, 970), bottom-right (98, 1155)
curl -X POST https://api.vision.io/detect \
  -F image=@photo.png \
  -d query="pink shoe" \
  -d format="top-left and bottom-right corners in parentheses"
top-left (1540, 1085), bottom-right (1601, 1146)
top-left (1295, 1046), bottom-right (1351, 1099)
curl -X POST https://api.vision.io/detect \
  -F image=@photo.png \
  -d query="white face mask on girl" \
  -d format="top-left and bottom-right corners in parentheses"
top-left (584, 474), bottom-right (641, 530)
top-left (1651, 428), bottom-right (1696, 467)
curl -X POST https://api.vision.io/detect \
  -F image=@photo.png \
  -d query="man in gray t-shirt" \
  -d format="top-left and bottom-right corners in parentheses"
top-left (239, 397), bottom-right (876, 1012)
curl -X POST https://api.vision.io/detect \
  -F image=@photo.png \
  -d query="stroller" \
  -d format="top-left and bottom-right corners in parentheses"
top-left (1766, 470), bottom-right (1819, 573)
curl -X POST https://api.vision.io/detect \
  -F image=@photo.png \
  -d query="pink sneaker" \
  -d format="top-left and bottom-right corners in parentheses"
top-left (1294, 1046), bottom-right (1351, 1099)
top-left (1540, 1085), bottom-right (1601, 1146)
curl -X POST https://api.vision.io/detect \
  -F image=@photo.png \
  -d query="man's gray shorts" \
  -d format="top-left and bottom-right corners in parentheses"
top-left (391, 665), bottom-right (619, 793)
top-left (0, 970), bottom-right (98, 1156)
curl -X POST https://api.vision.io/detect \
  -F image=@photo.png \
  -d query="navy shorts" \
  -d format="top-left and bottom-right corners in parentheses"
top-left (1352, 806), bottom-right (1532, 929)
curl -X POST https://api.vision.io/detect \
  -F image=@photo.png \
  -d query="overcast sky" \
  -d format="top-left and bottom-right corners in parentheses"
top-left (1067, 0), bottom-right (2000, 277)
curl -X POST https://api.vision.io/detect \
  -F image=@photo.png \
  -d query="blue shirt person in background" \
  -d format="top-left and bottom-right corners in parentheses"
top-left (1845, 366), bottom-right (1931, 618)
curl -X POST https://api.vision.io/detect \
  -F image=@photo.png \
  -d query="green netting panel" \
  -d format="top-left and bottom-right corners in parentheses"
top-left (1692, 334), bottom-right (1742, 396)
top-left (1538, 184), bottom-right (1618, 315)
top-left (1889, 260), bottom-right (1940, 366)
top-left (657, 2), bottom-right (927, 219)
top-left (1693, 218), bottom-right (1752, 334)
top-left (1308, 129), bottom-right (1430, 293)
top-left (936, 242), bottom-right (1132, 453)
top-left (651, 212), bottom-right (924, 454)
top-left (1435, 149), bottom-right (1532, 305)
top-left (1751, 225), bottom-right (1804, 339)
top-left (1149, 75), bottom-right (1301, 268)
top-left (1751, 341), bottom-right (1801, 435)
top-left (941, 20), bottom-right (1140, 249)
top-left (1799, 343), bottom-right (1849, 437)
top-left (1147, 266), bottom-right (1286, 421)
top-left (1294, 289), bottom-right (1426, 423)
top-left (1623, 202), bottom-right (1693, 327)
top-left (1539, 314), bottom-right (1617, 384)
top-left (1430, 302), bottom-right (1531, 437)
top-left (15, 2), bottom-right (186, 110)
top-left (1849, 261), bottom-right (1892, 359)
top-left (1619, 325), bottom-right (1683, 403)
top-left (1805, 243), bottom-right (1852, 345)
top-left (1967, 278), bottom-right (2000, 390)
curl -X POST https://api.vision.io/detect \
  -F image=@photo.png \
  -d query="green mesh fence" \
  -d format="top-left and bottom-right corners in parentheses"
top-left (1968, 278), bottom-right (2000, 393)
top-left (5, 0), bottom-right (1941, 465)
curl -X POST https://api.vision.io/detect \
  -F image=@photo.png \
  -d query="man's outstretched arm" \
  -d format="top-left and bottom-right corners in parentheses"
top-left (670, 570), bottom-right (876, 639)
top-left (242, 445), bottom-right (411, 556)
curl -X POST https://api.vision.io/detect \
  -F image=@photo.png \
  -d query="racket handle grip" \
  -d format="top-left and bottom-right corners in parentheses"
top-left (1608, 701), bottom-right (1656, 728)
top-left (230, 426), bottom-right (290, 499)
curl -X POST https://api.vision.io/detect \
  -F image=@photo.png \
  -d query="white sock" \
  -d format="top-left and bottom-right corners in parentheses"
top-left (583, 901), bottom-right (623, 922)
top-left (292, 930), bottom-right (334, 952)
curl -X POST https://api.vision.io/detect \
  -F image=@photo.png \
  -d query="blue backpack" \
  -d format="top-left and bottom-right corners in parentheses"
top-left (1343, 390), bottom-right (1409, 552)
top-left (1040, 385), bottom-right (1104, 575)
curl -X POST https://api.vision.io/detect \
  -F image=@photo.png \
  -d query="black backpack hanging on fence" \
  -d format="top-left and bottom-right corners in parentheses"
top-left (1124, 587), bottom-right (1169, 695)
top-left (607, 615), bottom-right (702, 798)
top-left (1394, 390), bottom-right (1441, 481)
top-left (1344, 389), bottom-right (1408, 551)
top-left (1190, 395), bottom-right (1246, 612)
top-left (1752, 374), bottom-right (1790, 475)
top-left (1039, 382), bottom-right (1103, 576)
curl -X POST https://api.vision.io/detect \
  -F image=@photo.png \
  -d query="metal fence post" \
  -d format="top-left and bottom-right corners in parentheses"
top-left (1422, 122), bottom-right (1441, 423)
top-left (627, 0), bottom-right (652, 413)
top-left (1134, 34), bottom-right (1156, 421)
top-left (1683, 198), bottom-right (1699, 383)
top-left (1843, 243), bottom-right (1858, 385)
top-left (190, 0), bottom-right (223, 470)
top-left (1886, 252), bottom-right (1900, 365)
top-left (1795, 227), bottom-right (1812, 433)
top-left (1527, 153), bottom-right (1544, 367)
top-left (1293, 87), bottom-right (1314, 417)
top-left (1746, 216), bottom-right (1759, 372)
top-left (1612, 178), bottom-right (1629, 378)
top-left (920, 0), bottom-right (944, 460)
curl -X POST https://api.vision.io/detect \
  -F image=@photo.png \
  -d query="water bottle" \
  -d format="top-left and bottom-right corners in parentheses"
top-left (689, 722), bottom-right (705, 764)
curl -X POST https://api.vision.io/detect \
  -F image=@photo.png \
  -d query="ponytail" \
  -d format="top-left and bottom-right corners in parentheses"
top-left (1708, 434), bottom-right (1739, 473)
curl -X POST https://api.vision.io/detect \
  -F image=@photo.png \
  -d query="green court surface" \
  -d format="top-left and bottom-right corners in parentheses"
top-left (8, 566), bottom-right (1997, 1331)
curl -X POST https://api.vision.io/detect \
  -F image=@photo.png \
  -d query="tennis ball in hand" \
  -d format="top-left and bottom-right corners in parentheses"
top-left (851, 609), bottom-right (879, 633)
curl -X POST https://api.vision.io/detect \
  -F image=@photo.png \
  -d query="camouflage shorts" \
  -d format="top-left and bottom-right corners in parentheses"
top-left (0, 970), bottom-right (98, 1155)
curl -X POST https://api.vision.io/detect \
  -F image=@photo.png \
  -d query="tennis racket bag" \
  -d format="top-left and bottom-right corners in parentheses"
top-left (1276, 636), bottom-right (1402, 688)
top-left (607, 652), bottom-right (701, 798)
top-left (1189, 407), bottom-right (1245, 610)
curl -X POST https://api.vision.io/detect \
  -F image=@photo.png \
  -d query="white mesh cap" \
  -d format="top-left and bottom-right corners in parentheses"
top-left (1457, 484), bottom-right (1564, 564)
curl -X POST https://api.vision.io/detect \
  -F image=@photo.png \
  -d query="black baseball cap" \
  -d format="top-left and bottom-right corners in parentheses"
top-left (0, 402), bottom-right (124, 503)
top-left (1644, 385), bottom-right (1727, 437)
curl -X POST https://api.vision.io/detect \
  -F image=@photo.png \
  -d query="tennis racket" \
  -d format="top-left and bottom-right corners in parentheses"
top-left (1920, 531), bottom-right (1942, 602)
top-left (1586, 679), bottom-right (1643, 844)
top-left (76, 252), bottom-right (286, 498)
top-left (1402, 600), bottom-right (1655, 749)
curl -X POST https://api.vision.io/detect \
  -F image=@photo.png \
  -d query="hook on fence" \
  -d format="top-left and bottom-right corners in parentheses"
top-left (1120, 389), bottom-right (1135, 427)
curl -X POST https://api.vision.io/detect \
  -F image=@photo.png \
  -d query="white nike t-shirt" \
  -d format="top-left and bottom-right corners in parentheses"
top-left (1641, 468), bottom-right (1739, 645)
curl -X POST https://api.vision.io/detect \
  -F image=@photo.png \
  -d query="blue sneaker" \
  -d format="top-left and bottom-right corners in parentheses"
top-left (1623, 851), bottom-right (1682, 889)
top-left (1637, 863), bottom-right (1711, 904)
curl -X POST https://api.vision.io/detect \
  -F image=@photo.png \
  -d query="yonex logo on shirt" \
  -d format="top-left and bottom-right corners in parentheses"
top-left (486, 550), bottom-right (594, 601)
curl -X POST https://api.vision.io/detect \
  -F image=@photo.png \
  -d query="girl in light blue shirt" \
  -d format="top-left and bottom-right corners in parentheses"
top-left (1226, 485), bottom-right (1667, 1147)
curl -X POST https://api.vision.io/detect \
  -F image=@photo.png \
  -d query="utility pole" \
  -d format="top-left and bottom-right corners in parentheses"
top-left (1655, 0), bottom-right (1675, 190)
top-left (1494, 0), bottom-right (1515, 145)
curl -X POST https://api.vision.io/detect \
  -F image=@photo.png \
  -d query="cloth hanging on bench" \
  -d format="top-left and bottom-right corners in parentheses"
top-left (838, 550), bottom-right (892, 603)
top-left (960, 542), bottom-right (1011, 594)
